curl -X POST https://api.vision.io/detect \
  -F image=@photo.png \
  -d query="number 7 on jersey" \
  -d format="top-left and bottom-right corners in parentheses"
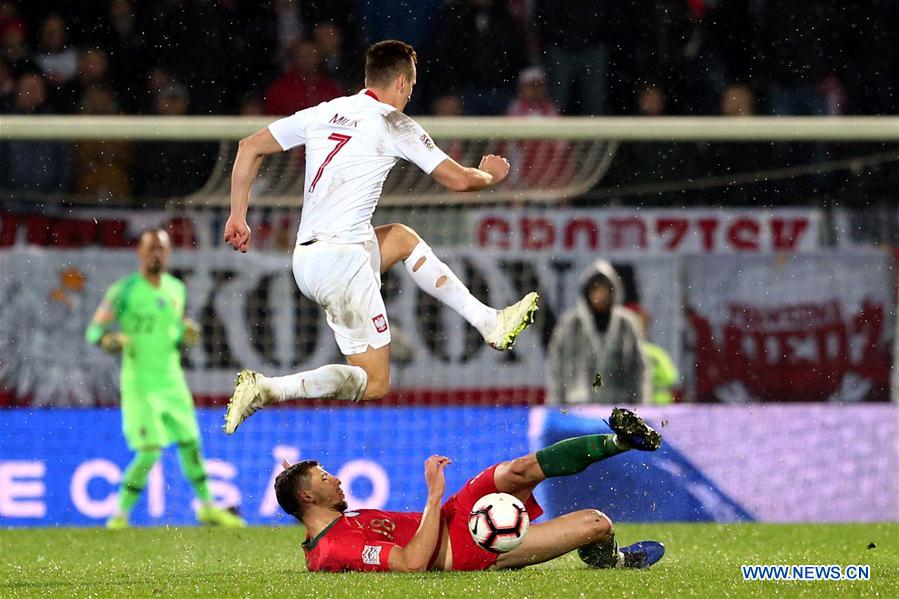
top-left (309, 133), bottom-right (352, 193)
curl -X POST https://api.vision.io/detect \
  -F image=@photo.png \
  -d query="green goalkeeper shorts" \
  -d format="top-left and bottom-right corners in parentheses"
top-left (121, 382), bottom-right (200, 450)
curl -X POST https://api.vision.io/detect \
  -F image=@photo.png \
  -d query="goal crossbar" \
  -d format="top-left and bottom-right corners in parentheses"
top-left (3, 115), bottom-right (899, 142)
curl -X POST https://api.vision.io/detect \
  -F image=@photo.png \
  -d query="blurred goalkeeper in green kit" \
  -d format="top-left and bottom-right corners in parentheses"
top-left (85, 229), bottom-right (245, 529)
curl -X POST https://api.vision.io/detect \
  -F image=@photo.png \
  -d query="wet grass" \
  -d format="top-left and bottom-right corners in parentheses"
top-left (2, 523), bottom-right (896, 598)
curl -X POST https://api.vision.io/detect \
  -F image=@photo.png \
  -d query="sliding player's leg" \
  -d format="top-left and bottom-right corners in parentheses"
top-left (494, 408), bottom-right (664, 569)
top-left (495, 509), bottom-right (616, 569)
top-left (376, 223), bottom-right (539, 350)
top-left (225, 241), bottom-right (388, 433)
top-left (496, 509), bottom-right (665, 570)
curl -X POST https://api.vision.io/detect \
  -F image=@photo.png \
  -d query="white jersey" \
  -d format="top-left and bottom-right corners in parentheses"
top-left (268, 89), bottom-right (449, 244)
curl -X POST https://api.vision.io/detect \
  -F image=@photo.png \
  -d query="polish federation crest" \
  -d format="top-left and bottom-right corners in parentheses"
top-left (372, 314), bottom-right (388, 333)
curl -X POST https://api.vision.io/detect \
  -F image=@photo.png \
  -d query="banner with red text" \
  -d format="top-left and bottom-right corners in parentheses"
top-left (684, 251), bottom-right (894, 403)
top-left (471, 208), bottom-right (822, 255)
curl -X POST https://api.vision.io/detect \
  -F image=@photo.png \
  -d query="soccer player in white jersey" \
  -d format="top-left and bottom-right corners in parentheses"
top-left (223, 40), bottom-right (538, 433)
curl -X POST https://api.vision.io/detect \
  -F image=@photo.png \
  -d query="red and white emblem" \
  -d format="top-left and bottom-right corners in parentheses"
top-left (372, 314), bottom-right (388, 333)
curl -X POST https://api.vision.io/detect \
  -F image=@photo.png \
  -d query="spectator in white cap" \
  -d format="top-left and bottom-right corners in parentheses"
top-left (506, 67), bottom-right (559, 117)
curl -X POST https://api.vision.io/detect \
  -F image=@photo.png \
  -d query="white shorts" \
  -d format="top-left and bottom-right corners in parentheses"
top-left (292, 235), bottom-right (390, 356)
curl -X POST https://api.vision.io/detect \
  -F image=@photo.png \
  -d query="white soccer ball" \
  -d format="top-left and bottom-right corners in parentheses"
top-left (468, 492), bottom-right (529, 553)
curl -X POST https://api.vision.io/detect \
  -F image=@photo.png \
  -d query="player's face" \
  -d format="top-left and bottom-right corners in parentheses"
top-left (307, 466), bottom-right (348, 512)
top-left (138, 231), bottom-right (171, 275)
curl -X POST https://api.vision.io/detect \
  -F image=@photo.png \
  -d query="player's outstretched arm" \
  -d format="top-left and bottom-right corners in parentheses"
top-left (387, 455), bottom-right (451, 572)
top-left (225, 127), bottom-right (284, 253)
top-left (431, 154), bottom-right (510, 193)
top-left (85, 298), bottom-right (128, 354)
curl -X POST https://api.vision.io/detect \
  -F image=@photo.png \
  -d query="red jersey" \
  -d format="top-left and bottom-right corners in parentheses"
top-left (301, 465), bottom-right (543, 572)
top-left (302, 509), bottom-right (427, 572)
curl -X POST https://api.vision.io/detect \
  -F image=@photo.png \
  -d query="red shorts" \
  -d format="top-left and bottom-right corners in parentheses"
top-left (440, 463), bottom-right (544, 571)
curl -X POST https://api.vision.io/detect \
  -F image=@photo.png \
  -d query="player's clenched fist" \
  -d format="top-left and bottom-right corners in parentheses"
top-left (223, 216), bottom-right (251, 253)
top-left (479, 154), bottom-right (511, 184)
top-left (424, 455), bottom-right (451, 500)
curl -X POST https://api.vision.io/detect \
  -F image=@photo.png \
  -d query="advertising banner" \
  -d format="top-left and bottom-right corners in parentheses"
top-left (2, 405), bottom-right (896, 527)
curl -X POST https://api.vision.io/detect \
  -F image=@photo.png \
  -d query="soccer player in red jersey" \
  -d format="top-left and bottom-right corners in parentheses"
top-left (275, 409), bottom-right (665, 572)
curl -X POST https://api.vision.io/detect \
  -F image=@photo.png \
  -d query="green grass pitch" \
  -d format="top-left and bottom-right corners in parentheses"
top-left (2, 523), bottom-right (896, 598)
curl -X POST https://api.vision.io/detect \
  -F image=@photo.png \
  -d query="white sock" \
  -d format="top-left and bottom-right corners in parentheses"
top-left (260, 364), bottom-right (367, 402)
top-left (403, 241), bottom-right (497, 336)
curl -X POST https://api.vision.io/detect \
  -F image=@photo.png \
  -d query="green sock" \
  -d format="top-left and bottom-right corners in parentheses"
top-left (119, 449), bottom-right (161, 512)
top-left (535, 434), bottom-right (625, 478)
top-left (177, 440), bottom-right (212, 503)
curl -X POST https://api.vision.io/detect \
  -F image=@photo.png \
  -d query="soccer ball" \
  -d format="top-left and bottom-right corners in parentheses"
top-left (468, 492), bottom-right (529, 553)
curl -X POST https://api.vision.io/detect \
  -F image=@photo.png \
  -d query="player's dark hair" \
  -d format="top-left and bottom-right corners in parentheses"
top-left (274, 460), bottom-right (320, 522)
top-left (365, 40), bottom-right (417, 87)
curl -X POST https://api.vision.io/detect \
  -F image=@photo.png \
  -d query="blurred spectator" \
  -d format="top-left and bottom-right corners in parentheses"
top-left (35, 14), bottom-right (79, 111)
top-left (139, 65), bottom-right (172, 114)
top-left (429, 0), bottom-right (525, 115)
top-left (156, 0), bottom-right (237, 114)
top-left (0, 72), bottom-right (72, 193)
top-left (702, 83), bottom-right (781, 205)
top-left (603, 83), bottom-right (702, 198)
top-left (720, 82), bottom-right (755, 117)
top-left (506, 67), bottom-right (558, 117)
top-left (546, 260), bottom-right (649, 405)
top-left (755, 1), bottom-right (839, 116)
top-left (272, 0), bottom-right (302, 70)
top-left (264, 40), bottom-right (342, 115)
top-left (629, 0), bottom-right (724, 115)
top-left (134, 82), bottom-right (216, 202)
top-left (504, 67), bottom-right (572, 188)
top-left (836, 0), bottom-right (899, 115)
top-left (0, 4), bottom-right (34, 74)
top-left (313, 22), bottom-right (360, 93)
top-left (534, 0), bottom-right (618, 115)
top-left (94, 0), bottom-right (147, 112)
top-left (432, 94), bottom-right (463, 117)
top-left (0, 57), bottom-right (14, 110)
top-left (73, 86), bottom-right (134, 199)
top-left (632, 308), bottom-right (679, 405)
top-left (72, 48), bottom-right (111, 112)
top-left (431, 94), bottom-right (464, 161)
top-left (239, 93), bottom-right (265, 116)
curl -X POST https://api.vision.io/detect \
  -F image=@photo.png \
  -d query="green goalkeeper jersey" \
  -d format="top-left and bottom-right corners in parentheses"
top-left (95, 272), bottom-right (189, 393)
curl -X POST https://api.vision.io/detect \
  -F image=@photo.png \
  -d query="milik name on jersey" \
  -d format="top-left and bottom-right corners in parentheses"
top-left (329, 113), bottom-right (361, 128)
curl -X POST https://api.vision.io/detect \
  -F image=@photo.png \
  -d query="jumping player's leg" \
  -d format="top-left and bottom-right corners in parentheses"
top-left (225, 242), bottom-right (388, 433)
top-left (376, 223), bottom-right (539, 350)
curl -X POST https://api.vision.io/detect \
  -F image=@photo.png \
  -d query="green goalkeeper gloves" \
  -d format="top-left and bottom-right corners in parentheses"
top-left (100, 332), bottom-right (129, 354)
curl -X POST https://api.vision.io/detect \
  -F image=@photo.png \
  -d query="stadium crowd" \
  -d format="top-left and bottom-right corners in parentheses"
top-left (1, 0), bottom-right (897, 202)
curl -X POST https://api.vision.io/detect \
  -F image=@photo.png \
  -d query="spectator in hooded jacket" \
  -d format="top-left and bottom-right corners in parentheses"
top-left (546, 260), bottom-right (649, 405)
